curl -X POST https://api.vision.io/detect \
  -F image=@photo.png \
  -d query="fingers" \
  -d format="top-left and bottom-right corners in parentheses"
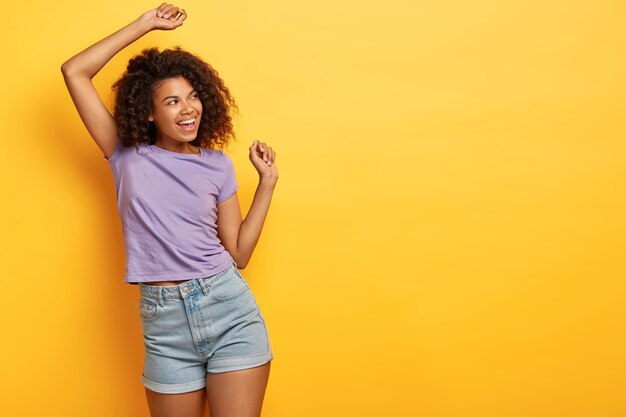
top-left (156, 3), bottom-right (168, 17)
top-left (251, 140), bottom-right (276, 166)
top-left (150, 4), bottom-right (186, 31)
top-left (157, 3), bottom-right (172, 18)
top-left (156, 3), bottom-right (185, 20)
top-left (267, 146), bottom-right (276, 166)
top-left (178, 9), bottom-right (187, 21)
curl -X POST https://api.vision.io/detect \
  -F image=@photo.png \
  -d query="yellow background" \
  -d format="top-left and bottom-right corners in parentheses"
top-left (1, 0), bottom-right (625, 416)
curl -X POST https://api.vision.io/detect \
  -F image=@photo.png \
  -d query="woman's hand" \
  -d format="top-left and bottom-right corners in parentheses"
top-left (249, 140), bottom-right (279, 182)
top-left (141, 3), bottom-right (187, 31)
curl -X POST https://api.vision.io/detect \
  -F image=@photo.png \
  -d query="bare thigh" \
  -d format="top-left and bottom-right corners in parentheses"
top-left (206, 362), bottom-right (271, 417)
top-left (145, 387), bottom-right (207, 417)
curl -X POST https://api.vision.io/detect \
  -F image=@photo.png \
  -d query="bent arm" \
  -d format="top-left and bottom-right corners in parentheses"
top-left (217, 178), bottom-right (277, 269)
top-left (61, 15), bottom-right (152, 80)
top-left (61, 16), bottom-right (152, 157)
top-left (217, 141), bottom-right (279, 269)
top-left (61, 5), bottom-right (186, 158)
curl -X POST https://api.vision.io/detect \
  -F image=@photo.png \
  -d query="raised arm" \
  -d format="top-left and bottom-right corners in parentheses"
top-left (61, 3), bottom-right (187, 158)
top-left (217, 141), bottom-right (279, 269)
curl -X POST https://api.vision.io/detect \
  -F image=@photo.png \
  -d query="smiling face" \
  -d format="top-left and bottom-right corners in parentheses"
top-left (149, 76), bottom-right (203, 147)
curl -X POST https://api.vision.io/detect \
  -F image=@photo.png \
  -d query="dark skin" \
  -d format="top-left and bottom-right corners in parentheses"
top-left (62, 4), bottom-right (276, 416)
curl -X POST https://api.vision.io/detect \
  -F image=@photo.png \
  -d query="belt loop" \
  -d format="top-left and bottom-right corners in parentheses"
top-left (158, 287), bottom-right (164, 307)
top-left (199, 278), bottom-right (209, 296)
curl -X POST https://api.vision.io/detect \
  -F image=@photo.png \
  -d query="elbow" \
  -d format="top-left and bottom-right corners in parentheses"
top-left (60, 60), bottom-right (81, 78)
top-left (60, 62), bottom-right (75, 79)
top-left (233, 255), bottom-right (249, 270)
top-left (60, 61), bottom-right (71, 75)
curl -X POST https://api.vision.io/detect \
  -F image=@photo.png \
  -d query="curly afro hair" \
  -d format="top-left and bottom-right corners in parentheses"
top-left (112, 47), bottom-right (237, 150)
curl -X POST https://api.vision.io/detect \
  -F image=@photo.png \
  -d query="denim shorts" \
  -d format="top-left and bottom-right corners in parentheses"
top-left (137, 263), bottom-right (273, 394)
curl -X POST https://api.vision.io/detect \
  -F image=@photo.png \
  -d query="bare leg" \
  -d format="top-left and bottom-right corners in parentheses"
top-left (206, 362), bottom-right (271, 417)
top-left (145, 387), bottom-right (207, 417)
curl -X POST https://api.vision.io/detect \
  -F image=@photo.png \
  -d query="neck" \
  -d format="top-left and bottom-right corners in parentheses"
top-left (154, 141), bottom-right (199, 155)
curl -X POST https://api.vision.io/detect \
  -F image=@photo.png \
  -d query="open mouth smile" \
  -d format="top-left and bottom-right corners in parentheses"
top-left (176, 117), bottom-right (197, 130)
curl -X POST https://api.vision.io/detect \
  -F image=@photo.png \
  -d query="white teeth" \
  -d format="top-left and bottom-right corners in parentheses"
top-left (178, 118), bottom-right (195, 125)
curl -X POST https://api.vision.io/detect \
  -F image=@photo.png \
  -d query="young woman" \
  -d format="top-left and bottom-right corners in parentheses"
top-left (61, 4), bottom-right (277, 417)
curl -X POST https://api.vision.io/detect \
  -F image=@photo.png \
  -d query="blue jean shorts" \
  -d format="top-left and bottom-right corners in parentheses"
top-left (137, 263), bottom-right (273, 394)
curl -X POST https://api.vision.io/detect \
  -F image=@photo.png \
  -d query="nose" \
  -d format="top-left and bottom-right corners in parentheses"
top-left (181, 99), bottom-right (194, 114)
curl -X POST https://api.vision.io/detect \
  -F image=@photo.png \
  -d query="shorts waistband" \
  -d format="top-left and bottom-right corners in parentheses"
top-left (139, 263), bottom-right (236, 305)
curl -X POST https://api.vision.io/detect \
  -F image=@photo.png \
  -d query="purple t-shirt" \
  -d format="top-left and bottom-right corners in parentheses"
top-left (105, 142), bottom-right (238, 284)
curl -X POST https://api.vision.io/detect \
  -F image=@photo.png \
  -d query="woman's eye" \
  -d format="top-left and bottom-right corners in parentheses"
top-left (169, 100), bottom-right (178, 105)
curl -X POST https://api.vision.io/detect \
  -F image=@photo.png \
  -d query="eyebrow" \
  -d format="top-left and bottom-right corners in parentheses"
top-left (161, 90), bottom-right (198, 102)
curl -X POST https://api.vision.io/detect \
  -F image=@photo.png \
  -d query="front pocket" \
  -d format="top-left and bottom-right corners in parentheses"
top-left (209, 270), bottom-right (249, 302)
top-left (139, 299), bottom-right (159, 321)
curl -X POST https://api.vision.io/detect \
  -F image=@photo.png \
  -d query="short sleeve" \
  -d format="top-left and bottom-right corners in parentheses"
top-left (217, 153), bottom-right (239, 203)
top-left (104, 141), bottom-right (122, 164)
